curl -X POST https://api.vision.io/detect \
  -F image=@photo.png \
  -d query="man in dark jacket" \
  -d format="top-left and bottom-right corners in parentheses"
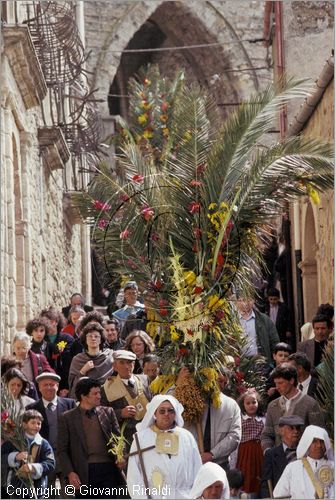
top-left (264, 287), bottom-right (293, 343)
top-left (57, 378), bottom-right (126, 499)
top-left (236, 296), bottom-right (280, 364)
top-left (26, 372), bottom-right (76, 497)
top-left (260, 415), bottom-right (304, 498)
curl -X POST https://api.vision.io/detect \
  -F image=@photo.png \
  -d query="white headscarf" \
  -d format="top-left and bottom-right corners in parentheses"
top-left (190, 462), bottom-right (230, 499)
top-left (297, 425), bottom-right (333, 460)
top-left (136, 394), bottom-right (184, 431)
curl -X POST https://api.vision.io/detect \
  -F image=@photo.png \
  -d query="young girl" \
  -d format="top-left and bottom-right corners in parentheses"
top-left (236, 389), bottom-right (265, 497)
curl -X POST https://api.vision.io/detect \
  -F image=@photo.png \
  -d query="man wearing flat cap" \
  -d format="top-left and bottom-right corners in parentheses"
top-left (260, 415), bottom-right (304, 498)
top-left (101, 350), bottom-right (151, 453)
top-left (26, 371), bottom-right (76, 496)
top-left (112, 282), bottom-right (144, 331)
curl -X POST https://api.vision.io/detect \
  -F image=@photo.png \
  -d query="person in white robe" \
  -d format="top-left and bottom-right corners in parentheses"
top-left (189, 462), bottom-right (230, 499)
top-left (127, 394), bottom-right (202, 499)
top-left (273, 425), bottom-right (334, 499)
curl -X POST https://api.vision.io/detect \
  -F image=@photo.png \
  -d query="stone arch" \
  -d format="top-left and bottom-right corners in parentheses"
top-left (12, 133), bottom-right (27, 329)
top-left (301, 202), bottom-right (319, 321)
top-left (86, 1), bottom-right (265, 117)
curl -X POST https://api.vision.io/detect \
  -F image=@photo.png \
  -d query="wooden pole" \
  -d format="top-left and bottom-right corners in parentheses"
top-left (196, 419), bottom-right (204, 453)
top-left (134, 433), bottom-right (152, 499)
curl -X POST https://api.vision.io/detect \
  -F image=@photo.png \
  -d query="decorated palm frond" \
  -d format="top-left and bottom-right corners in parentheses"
top-left (107, 420), bottom-right (129, 462)
top-left (316, 341), bottom-right (334, 436)
top-left (74, 65), bottom-right (333, 412)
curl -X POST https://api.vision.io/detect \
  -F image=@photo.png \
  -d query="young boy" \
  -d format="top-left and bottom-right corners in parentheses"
top-left (266, 342), bottom-right (292, 402)
top-left (3, 409), bottom-right (55, 498)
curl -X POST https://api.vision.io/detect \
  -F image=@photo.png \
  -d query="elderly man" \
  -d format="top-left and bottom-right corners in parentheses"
top-left (101, 350), bottom-right (151, 453)
top-left (260, 415), bottom-right (304, 498)
top-left (62, 293), bottom-right (93, 320)
top-left (26, 371), bottom-right (76, 496)
top-left (112, 281), bottom-right (144, 332)
top-left (190, 462), bottom-right (230, 499)
top-left (273, 425), bottom-right (334, 499)
top-left (236, 296), bottom-right (280, 364)
top-left (261, 364), bottom-right (325, 452)
top-left (57, 378), bottom-right (126, 499)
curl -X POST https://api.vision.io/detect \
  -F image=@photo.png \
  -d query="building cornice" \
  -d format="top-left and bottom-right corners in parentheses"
top-left (38, 126), bottom-right (70, 169)
top-left (2, 24), bottom-right (47, 109)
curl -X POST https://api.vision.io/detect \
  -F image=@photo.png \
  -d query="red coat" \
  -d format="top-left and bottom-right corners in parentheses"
top-left (29, 350), bottom-right (55, 378)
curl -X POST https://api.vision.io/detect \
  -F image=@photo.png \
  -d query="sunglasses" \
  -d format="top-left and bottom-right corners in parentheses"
top-left (157, 408), bottom-right (175, 415)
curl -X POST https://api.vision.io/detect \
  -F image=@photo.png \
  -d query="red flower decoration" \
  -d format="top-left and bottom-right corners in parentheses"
top-left (188, 201), bottom-right (201, 214)
top-left (52, 353), bottom-right (60, 360)
top-left (178, 348), bottom-right (190, 357)
top-left (93, 200), bottom-right (111, 211)
top-left (196, 163), bottom-right (206, 175)
top-left (194, 228), bottom-right (202, 238)
top-left (186, 328), bottom-right (194, 337)
top-left (235, 356), bottom-right (241, 366)
top-left (193, 286), bottom-right (203, 294)
top-left (120, 229), bottom-right (130, 239)
top-left (120, 193), bottom-right (130, 202)
top-left (151, 233), bottom-right (159, 242)
top-left (215, 310), bottom-right (225, 320)
top-left (161, 102), bottom-right (169, 113)
top-left (1, 410), bottom-right (9, 422)
top-left (98, 219), bottom-right (108, 230)
top-left (132, 174), bottom-right (144, 183)
top-left (159, 308), bottom-right (169, 317)
top-left (141, 205), bottom-right (155, 221)
top-left (190, 180), bottom-right (202, 187)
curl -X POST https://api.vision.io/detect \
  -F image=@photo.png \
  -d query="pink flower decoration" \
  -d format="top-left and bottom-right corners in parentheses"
top-left (120, 229), bottom-right (130, 239)
top-left (98, 219), bottom-right (108, 230)
top-left (132, 174), bottom-right (144, 183)
top-left (188, 201), bottom-right (201, 214)
top-left (93, 200), bottom-right (111, 211)
top-left (190, 180), bottom-right (202, 187)
top-left (142, 205), bottom-right (155, 221)
top-left (194, 228), bottom-right (202, 238)
top-left (120, 193), bottom-right (130, 202)
top-left (151, 232), bottom-right (159, 242)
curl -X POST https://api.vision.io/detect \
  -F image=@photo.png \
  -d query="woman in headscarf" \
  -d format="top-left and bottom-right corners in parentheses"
top-left (127, 395), bottom-right (201, 499)
top-left (190, 462), bottom-right (230, 499)
top-left (68, 322), bottom-right (114, 399)
top-left (273, 425), bottom-right (334, 499)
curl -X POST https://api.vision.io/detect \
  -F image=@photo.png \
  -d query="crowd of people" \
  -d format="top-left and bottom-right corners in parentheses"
top-left (1, 284), bottom-right (334, 499)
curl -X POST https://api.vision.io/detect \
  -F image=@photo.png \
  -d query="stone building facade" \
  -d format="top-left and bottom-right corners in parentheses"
top-left (1, 2), bottom-right (92, 352)
top-left (265, 1), bottom-right (334, 333)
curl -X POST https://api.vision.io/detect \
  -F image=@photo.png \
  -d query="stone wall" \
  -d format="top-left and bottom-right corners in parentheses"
top-left (1, 17), bottom-right (90, 353)
top-left (84, 0), bottom-right (272, 121)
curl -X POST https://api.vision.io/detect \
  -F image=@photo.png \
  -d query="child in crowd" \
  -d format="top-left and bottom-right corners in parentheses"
top-left (2, 409), bottom-right (55, 498)
top-left (226, 469), bottom-right (249, 499)
top-left (266, 342), bottom-right (292, 402)
top-left (236, 389), bottom-right (265, 498)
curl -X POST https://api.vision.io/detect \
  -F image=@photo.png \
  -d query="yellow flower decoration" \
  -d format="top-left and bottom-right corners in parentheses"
top-left (212, 389), bottom-right (222, 408)
top-left (57, 341), bottom-right (67, 352)
top-left (184, 271), bottom-right (196, 287)
top-left (208, 203), bottom-right (217, 211)
top-left (162, 127), bottom-right (169, 137)
top-left (183, 130), bottom-right (192, 142)
top-left (143, 129), bottom-right (153, 139)
top-left (160, 114), bottom-right (168, 122)
top-left (140, 100), bottom-right (150, 110)
top-left (170, 325), bottom-right (180, 341)
top-left (307, 186), bottom-right (320, 205)
top-left (138, 113), bottom-right (148, 125)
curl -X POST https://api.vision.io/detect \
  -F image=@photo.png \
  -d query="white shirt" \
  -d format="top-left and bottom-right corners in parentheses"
top-left (298, 375), bottom-right (312, 396)
top-left (282, 389), bottom-right (301, 412)
top-left (273, 456), bottom-right (334, 499)
top-left (269, 304), bottom-right (279, 324)
top-left (239, 311), bottom-right (258, 357)
top-left (42, 396), bottom-right (58, 409)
